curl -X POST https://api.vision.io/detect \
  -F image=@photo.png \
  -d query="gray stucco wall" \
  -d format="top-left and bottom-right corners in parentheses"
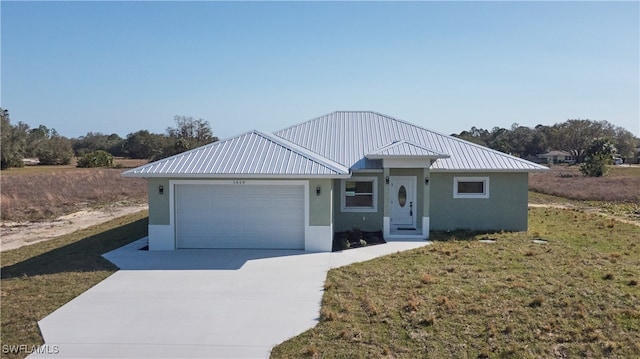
top-left (429, 172), bottom-right (529, 232)
top-left (309, 178), bottom-right (332, 226)
top-left (333, 173), bottom-right (384, 232)
top-left (148, 178), bottom-right (170, 225)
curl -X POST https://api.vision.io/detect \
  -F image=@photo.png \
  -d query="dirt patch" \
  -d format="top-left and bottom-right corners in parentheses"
top-left (0, 203), bottom-right (148, 252)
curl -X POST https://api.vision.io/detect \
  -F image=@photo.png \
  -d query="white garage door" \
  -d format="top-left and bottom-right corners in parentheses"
top-left (175, 184), bottom-right (305, 249)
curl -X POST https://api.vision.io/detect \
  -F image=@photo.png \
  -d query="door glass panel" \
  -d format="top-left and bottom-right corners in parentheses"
top-left (398, 185), bottom-right (407, 207)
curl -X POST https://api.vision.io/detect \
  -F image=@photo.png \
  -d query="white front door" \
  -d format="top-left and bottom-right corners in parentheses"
top-left (389, 176), bottom-right (417, 228)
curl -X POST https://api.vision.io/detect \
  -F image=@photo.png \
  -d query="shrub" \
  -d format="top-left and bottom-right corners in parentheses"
top-left (580, 158), bottom-right (610, 177)
top-left (77, 150), bottom-right (114, 168)
top-left (580, 138), bottom-right (616, 177)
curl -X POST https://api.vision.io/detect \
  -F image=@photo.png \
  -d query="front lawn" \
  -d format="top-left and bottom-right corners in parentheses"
top-left (271, 207), bottom-right (640, 358)
top-left (0, 211), bottom-right (148, 359)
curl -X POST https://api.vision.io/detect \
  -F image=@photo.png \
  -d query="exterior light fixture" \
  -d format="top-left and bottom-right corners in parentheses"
top-left (159, 185), bottom-right (164, 195)
top-left (425, 177), bottom-right (429, 185)
top-left (385, 176), bottom-right (389, 184)
top-left (316, 186), bottom-right (321, 195)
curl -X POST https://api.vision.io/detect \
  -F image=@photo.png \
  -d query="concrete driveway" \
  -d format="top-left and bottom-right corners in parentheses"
top-left (32, 238), bottom-right (429, 358)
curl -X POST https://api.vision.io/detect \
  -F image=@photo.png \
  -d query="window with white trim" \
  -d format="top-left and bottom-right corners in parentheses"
top-left (341, 177), bottom-right (378, 212)
top-left (453, 177), bottom-right (490, 199)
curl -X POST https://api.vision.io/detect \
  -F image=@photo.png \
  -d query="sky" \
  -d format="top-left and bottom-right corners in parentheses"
top-left (2, 1), bottom-right (639, 140)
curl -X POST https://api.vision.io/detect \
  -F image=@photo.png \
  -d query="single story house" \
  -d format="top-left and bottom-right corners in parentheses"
top-left (123, 111), bottom-right (548, 252)
top-left (537, 150), bottom-right (575, 164)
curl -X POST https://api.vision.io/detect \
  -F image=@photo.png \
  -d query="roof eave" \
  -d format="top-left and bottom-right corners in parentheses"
top-left (430, 167), bottom-right (549, 173)
top-left (121, 172), bottom-right (352, 179)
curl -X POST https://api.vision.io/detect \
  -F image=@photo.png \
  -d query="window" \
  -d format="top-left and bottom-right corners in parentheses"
top-left (341, 177), bottom-right (378, 212)
top-left (453, 177), bottom-right (489, 199)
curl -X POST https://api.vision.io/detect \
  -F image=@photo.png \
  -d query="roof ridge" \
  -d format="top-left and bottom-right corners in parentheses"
top-left (372, 139), bottom-right (448, 155)
top-left (367, 139), bottom-right (450, 159)
top-left (275, 110), bottom-right (383, 135)
top-left (257, 130), bottom-right (350, 175)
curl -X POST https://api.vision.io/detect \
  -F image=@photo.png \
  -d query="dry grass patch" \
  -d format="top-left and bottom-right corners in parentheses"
top-left (529, 166), bottom-right (640, 223)
top-left (529, 165), bottom-right (640, 202)
top-left (271, 207), bottom-right (640, 358)
top-left (420, 273), bottom-right (436, 284)
top-left (1, 167), bottom-right (147, 222)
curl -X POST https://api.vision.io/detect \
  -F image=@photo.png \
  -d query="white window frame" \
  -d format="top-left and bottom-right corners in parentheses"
top-left (453, 176), bottom-right (490, 199)
top-left (341, 177), bottom-right (378, 212)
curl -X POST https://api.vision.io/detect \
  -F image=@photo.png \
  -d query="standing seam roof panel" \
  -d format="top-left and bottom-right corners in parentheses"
top-left (124, 112), bottom-right (548, 178)
top-left (273, 112), bottom-right (547, 172)
top-left (122, 130), bottom-right (349, 177)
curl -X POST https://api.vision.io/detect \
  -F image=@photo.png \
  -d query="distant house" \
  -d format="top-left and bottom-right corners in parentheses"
top-left (22, 158), bottom-right (40, 166)
top-left (537, 150), bottom-right (575, 164)
top-left (123, 111), bottom-right (548, 252)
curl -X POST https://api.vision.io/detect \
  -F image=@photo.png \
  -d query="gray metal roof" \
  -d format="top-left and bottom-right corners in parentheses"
top-left (122, 130), bottom-right (350, 178)
top-left (367, 140), bottom-right (449, 159)
top-left (275, 111), bottom-right (548, 172)
top-left (124, 111), bottom-right (548, 178)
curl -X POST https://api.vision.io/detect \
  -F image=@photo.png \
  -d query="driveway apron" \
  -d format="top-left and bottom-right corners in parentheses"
top-left (31, 239), bottom-right (429, 358)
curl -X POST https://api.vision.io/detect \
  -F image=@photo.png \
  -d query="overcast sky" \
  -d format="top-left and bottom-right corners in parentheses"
top-left (2, 1), bottom-right (639, 139)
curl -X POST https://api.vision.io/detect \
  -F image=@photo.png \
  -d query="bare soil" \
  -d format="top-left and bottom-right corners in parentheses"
top-left (1, 163), bottom-right (149, 251)
top-left (0, 203), bottom-right (148, 252)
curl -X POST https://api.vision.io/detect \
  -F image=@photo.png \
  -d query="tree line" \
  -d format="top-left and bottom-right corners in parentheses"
top-left (452, 119), bottom-right (639, 164)
top-left (2, 107), bottom-right (638, 171)
top-left (1, 108), bottom-right (218, 169)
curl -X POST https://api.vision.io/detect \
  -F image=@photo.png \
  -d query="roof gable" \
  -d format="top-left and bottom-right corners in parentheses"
top-left (367, 140), bottom-right (449, 159)
top-left (122, 130), bottom-right (350, 178)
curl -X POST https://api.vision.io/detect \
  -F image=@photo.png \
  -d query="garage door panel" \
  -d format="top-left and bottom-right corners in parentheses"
top-left (176, 184), bottom-right (305, 249)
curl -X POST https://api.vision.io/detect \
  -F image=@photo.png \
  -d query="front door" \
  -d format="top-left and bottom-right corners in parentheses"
top-left (389, 176), bottom-right (417, 228)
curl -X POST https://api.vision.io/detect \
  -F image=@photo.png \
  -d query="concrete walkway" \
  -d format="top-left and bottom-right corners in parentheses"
top-left (32, 238), bottom-right (430, 358)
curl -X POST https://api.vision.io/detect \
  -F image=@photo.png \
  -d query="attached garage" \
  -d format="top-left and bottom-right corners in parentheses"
top-left (175, 183), bottom-right (305, 249)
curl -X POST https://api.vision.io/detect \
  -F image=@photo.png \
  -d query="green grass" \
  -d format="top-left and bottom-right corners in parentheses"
top-left (0, 211), bottom-right (148, 359)
top-left (2, 190), bottom-right (639, 359)
top-left (271, 207), bottom-right (640, 358)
